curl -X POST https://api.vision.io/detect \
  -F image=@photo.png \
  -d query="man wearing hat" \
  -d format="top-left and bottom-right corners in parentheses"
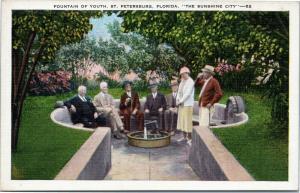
top-left (119, 81), bottom-right (144, 132)
top-left (144, 82), bottom-right (167, 131)
top-left (176, 66), bottom-right (195, 146)
top-left (195, 65), bottom-right (223, 127)
top-left (164, 79), bottom-right (179, 135)
top-left (93, 81), bottom-right (126, 139)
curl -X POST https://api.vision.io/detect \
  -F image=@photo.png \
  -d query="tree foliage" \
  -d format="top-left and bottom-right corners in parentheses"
top-left (118, 11), bottom-right (288, 75)
top-left (12, 10), bottom-right (103, 150)
top-left (106, 19), bottom-right (185, 79)
top-left (53, 18), bottom-right (185, 81)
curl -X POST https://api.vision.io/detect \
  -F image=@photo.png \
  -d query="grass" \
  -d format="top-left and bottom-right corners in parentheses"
top-left (12, 87), bottom-right (288, 180)
top-left (212, 90), bottom-right (288, 181)
top-left (12, 94), bottom-right (92, 180)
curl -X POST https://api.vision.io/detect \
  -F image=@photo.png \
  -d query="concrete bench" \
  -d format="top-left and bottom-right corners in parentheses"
top-left (51, 99), bottom-right (248, 131)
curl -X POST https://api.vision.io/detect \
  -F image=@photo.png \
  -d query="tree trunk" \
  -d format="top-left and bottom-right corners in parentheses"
top-left (11, 38), bottom-right (44, 151)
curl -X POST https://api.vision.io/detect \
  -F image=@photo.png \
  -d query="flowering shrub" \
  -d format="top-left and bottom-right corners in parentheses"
top-left (214, 60), bottom-right (255, 91)
top-left (29, 71), bottom-right (72, 96)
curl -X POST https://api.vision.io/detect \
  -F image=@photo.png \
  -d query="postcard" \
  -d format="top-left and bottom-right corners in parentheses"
top-left (0, 0), bottom-right (299, 191)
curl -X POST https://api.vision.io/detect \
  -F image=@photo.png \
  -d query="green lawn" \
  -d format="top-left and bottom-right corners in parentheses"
top-left (212, 91), bottom-right (288, 181)
top-left (12, 87), bottom-right (288, 180)
top-left (12, 94), bottom-right (92, 179)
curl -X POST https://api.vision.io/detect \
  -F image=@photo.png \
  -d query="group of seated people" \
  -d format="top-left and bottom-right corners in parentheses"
top-left (63, 80), bottom-right (180, 140)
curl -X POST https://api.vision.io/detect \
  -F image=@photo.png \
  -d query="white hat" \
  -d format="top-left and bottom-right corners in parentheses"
top-left (201, 65), bottom-right (215, 75)
top-left (179, 66), bottom-right (190, 75)
top-left (100, 81), bottom-right (108, 89)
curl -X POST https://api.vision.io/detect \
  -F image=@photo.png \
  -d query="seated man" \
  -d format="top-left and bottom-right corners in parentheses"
top-left (64, 85), bottom-right (106, 128)
top-left (93, 81), bottom-right (126, 139)
top-left (144, 83), bottom-right (167, 131)
top-left (164, 79), bottom-right (179, 135)
top-left (119, 81), bottom-right (144, 132)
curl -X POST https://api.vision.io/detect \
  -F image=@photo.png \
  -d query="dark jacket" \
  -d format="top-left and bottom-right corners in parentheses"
top-left (144, 92), bottom-right (167, 114)
top-left (119, 91), bottom-right (141, 112)
top-left (64, 95), bottom-right (96, 124)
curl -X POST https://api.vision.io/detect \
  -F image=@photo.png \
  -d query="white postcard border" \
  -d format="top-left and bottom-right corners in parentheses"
top-left (1, 0), bottom-right (299, 191)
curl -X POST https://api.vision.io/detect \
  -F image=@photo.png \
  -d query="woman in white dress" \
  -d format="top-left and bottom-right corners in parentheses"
top-left (176, 66), bottom-right (195, 146)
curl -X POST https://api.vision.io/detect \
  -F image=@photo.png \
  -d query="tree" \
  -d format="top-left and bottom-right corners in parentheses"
top-left (54, 37), bottom-right (99, 86)
top-left (118, 11), bottom-right (287, 75)
top-left (106, 19), bottom-right (185, 79)
top-left (12, 10), bottom-right (103, 151)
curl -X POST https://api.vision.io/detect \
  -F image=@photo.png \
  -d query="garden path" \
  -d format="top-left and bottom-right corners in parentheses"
top-left (104, 133), bottom-right (200, 180)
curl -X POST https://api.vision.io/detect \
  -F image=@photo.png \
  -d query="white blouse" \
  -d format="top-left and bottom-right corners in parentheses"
top-left (176, 77), bottom-right (195, 106)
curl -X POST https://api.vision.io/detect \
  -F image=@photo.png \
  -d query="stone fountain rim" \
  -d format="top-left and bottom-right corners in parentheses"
top-left (127, 131), bottom-right (170, 141)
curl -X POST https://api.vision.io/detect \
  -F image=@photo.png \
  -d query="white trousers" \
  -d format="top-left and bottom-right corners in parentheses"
top-left (199, 106), bottom-right (214, 127)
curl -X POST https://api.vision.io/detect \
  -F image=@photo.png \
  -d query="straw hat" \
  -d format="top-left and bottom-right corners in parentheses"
top-left (201, 65), bottom-right (215, 75)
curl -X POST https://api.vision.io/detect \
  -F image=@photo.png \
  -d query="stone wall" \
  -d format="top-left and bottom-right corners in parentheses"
top-left (189, 126), bottom-right (254, 181)
top-left (55, 127), bottom-right (111, 180)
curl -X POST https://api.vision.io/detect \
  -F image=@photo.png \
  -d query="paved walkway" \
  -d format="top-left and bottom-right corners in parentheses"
top-left (105, 134), bottom-right (200, 180)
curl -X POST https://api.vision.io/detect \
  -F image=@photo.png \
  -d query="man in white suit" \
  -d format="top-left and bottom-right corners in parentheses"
top-left (93, 81), bottom-right (125, 139)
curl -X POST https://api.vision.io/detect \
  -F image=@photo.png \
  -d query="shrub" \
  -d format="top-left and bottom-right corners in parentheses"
top-left (131, 79), bottom-right (148, 91)
top-left (29, 71), bottom-right (72, 96)
top-left (95, 73), bottom-right (120, 88)
top-left (214, 61), bottom-right (256, 92)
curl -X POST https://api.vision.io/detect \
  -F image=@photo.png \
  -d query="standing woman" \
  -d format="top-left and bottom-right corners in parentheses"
top-left (176, 66), bottom-right (195, 146)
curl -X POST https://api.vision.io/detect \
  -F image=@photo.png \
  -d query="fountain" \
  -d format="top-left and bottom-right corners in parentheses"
top-left (127, 120), bottom-right (171, 148)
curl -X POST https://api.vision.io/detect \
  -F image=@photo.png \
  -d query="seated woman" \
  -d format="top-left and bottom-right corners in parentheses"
top-left (64, 85), bottom-right (106, 128)
top-left (119, 81), bottom-right (144, 132)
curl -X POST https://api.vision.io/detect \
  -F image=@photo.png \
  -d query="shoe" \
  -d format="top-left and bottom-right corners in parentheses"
top-left (113, 133), bottom-right (122, 139)
top-left (209, 122), bottom-right (217, 126)
top-left (187, 139), bottom-right (192, 146)
top-left (177, 136), bottom-right (187, 142)
top-left (220, 120), bottom-right (227, 124)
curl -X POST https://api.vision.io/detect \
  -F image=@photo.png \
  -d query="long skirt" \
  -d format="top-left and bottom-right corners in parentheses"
top-left (177, 106), bottom-right (193, 133)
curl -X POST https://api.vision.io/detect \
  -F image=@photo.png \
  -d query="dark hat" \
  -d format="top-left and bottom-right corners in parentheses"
top-left (148, 82), bottom-right (158, 88)
top-left (122, 80), bottom-right (132, 88)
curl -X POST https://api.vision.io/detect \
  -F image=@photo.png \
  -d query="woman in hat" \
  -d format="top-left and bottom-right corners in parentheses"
top-left (176, 66), bottom-right (195, 146)
top-left (195, 65), bottom-right (223, 127)
top-left (119, 81), bottom-right (144, 132)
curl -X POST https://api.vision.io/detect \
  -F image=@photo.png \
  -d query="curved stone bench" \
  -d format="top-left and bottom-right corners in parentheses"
top-left (51, 99), bottom-right (248, 131)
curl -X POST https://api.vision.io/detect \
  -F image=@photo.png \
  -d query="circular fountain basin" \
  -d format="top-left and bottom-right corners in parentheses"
top-left (127, 131), bottom-right (171, 148)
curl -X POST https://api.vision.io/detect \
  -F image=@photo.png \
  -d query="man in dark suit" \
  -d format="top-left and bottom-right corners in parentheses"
top-left (119, 81), bottom-right (144, 132)
top-left (164, 79), bottom-right (179, 135)
top-left (64, 85), bottom-right (106, 128)
top-left (144, 83), bottom-right (167, 131)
